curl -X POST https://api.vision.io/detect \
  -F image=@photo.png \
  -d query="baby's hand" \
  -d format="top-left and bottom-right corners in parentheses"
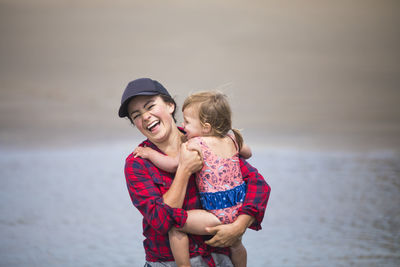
top-left (186, 138), bottom-right (203, 158)
top-left (133, 146), bottom-right (153, 159)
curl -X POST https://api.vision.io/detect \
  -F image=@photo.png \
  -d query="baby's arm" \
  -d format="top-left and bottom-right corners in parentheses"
top-left (133, 146), bottom-right (179, 173)
top-left (239, 142), bottom-right (252, 159)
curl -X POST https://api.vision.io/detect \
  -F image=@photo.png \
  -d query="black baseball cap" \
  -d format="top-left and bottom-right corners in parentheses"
top-left (118, 78), bottom-right (171, 118)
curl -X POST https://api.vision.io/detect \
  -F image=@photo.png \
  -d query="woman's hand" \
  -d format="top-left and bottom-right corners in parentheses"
top-left (178, 142), bottom-right (203, 176)
top-left (204, 223), bottom-right (244, 247)
top-left (163, 142), bottom-right (203, 208)
top-left (204, 214), bottom-right (254, 247)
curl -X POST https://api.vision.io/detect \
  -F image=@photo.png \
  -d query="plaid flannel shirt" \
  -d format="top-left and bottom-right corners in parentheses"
top-left (124, 134), bottom-right (271, 266)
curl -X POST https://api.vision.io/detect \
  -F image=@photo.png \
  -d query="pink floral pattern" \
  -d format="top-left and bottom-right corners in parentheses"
top-left (194, 136), bottom-right (245, 224)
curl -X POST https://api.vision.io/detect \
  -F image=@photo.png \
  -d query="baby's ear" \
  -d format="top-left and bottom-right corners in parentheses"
top-left (202, 122), bottom-right (212, 134)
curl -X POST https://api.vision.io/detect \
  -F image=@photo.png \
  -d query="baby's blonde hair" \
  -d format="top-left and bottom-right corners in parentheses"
top-left (182, 91), bottom-right (244, 150)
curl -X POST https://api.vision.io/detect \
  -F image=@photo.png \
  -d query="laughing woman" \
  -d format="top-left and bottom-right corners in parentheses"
top-left (118, 78), bottom-right (271, 267)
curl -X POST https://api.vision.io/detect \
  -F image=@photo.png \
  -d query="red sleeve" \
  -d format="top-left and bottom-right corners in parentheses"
top-left (238, 158), bottom-right (271, 230)
top-left (124, 154), bottom-right (188, 234)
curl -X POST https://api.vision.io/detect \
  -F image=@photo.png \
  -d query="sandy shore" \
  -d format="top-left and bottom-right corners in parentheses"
top-left (0, 0), bottom-right (399, 151)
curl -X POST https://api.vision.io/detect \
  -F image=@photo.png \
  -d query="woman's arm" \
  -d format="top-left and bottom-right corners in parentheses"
top-left (238, 158), bottom-right (270, 230)
top-left (162, 142), bottom-right (203, 208)
top-left (125, 142), bottom-right (203, 234)
top-left (133, 146), bottom-right (179, 173)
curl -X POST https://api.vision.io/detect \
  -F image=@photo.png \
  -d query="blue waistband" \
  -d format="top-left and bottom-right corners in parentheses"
top-left (199, 182), bottom-right (247, 210)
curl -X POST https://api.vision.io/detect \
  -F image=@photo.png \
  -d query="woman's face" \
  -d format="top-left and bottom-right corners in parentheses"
top-left (127, 95), bottom-right (175, 144)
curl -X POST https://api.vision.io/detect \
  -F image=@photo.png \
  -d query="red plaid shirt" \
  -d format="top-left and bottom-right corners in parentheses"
top-left (124, 134), bottom-right (271, 266)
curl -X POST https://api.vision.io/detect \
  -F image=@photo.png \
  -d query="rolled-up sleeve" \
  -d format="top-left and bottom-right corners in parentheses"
top-left (125, 155), bottom-right (188, 234)
top-left (238, 158), bottom-right (271, 230)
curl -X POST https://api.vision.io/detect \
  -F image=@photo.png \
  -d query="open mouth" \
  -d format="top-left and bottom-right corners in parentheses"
top-left (147, 120), bottom-right (160, 132)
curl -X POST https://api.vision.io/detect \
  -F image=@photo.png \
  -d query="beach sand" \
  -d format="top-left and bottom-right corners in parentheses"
top-left (0, 0), bottom-right (399, 266)
top-left (0, 0), bottom-right (399, 151)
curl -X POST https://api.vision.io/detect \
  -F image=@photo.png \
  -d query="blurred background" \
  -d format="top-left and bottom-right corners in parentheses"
top-left (1, 0), bottom-right (399, 150)
top-left (0, 0), bottom-right (399, 266)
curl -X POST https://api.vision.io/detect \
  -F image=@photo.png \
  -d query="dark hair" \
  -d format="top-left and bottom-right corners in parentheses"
top-left (127, 94), bottom-right (177, 125)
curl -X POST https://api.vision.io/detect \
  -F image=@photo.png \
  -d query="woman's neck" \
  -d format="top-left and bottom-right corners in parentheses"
top-left (155, 127), bottom-right (183, 157)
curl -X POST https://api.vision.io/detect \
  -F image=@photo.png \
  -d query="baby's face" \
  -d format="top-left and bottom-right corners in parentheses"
top-left (182, 105), bottom-right (204, 139)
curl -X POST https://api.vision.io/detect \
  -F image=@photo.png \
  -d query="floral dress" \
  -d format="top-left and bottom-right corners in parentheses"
top-left (194, 135), bottom-right (246, 224)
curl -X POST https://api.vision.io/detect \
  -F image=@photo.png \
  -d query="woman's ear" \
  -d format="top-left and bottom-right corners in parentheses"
top-left (202, 122), bottom-right (212, 135)
top-left (166, 102), bottom-right (175, 115)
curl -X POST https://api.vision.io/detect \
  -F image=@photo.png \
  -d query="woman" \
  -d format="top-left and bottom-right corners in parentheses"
top-left (118, 78), bottom-right (271, 267)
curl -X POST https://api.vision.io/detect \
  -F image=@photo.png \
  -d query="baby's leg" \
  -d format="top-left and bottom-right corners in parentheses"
top-left (181, 209), bottom-right (222, 234)
top-left (169, 227), bottom-right (190, 267)
top-left (230, 238), bottom-right (247, 267)
top-left (169, 209), bottom-right (221, 267)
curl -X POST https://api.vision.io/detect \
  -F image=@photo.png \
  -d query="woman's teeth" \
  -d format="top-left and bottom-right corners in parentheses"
top-left (147, 121), bottom-right (160, 131)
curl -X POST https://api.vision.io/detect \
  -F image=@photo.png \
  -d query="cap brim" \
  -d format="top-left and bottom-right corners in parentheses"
top-left (118, 91), bottom-right (161, 118)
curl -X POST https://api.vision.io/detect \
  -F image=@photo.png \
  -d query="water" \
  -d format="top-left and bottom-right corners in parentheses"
top-left (246, 148), bottom-right (400, 266)
top-left (0, 143), bottom-right (399, 266)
